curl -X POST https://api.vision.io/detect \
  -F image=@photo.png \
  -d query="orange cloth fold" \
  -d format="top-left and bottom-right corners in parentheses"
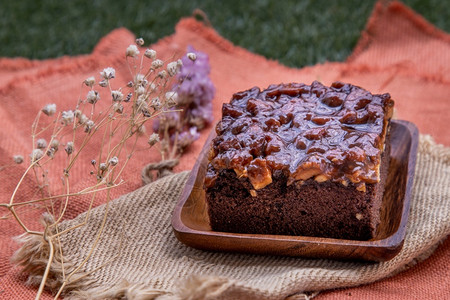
top-left (0, 1), bottom-right (448, 299)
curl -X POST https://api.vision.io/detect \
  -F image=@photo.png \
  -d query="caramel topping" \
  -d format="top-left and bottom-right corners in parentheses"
top-left (205, 81), bottom-right (394, 190)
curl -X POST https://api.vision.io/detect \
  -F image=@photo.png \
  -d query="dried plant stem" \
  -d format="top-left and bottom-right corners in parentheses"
top-left (31, 111), bottom-right (42, 150)
top-left (113, 135), bottom-right (139, 182)
top-left (170, 131), bottom-right (180, 160)
top-left (96, 115), bottom-right (111, 175)
top-left (50, 191), bottom-right (99, 239)
top-left (55, 227), bottom-right (66, 281)
top-left (9, 161), bottom-right (41, 206)
top-left (8, 207), bottom-right (42, 235)
top-left (53, 222), bottom-right (125, 300)
top-left (35, 231), bottom-right (55, 300)
top-left (65, 118), bottom-right (109, 172)
top-left (60, 190), bottom-right (112, 293)
top-left (29, 187), bottom-right (112, 300)
top-left (1, 182), bottom-right (123, 208)
top-left (6, 158), bottom-right (46, 235)
top-left (52, 176), bottom-right (70, 227)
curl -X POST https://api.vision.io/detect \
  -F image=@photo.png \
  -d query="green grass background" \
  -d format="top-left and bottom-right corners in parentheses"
top-left (0, 0), bottom-right (448, 68)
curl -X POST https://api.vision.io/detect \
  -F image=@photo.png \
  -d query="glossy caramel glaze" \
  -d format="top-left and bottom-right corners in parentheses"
top-left (205, 81), bottom-right (394, 190)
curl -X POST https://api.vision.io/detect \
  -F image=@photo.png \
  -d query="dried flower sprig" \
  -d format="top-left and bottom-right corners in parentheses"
top-left (1, 37), bottom-right (193, 299)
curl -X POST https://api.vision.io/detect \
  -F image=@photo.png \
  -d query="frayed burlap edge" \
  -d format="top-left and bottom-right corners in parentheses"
top-left (65, 276), bottom-right (319, 300)
top-left (11, 214), bottom-right (95, 296)
top-left (11, 135), bottom-right (449, 300)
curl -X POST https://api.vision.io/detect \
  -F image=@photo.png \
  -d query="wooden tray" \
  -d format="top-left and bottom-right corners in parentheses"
top-left (172, 120), bottom-right (418, 261)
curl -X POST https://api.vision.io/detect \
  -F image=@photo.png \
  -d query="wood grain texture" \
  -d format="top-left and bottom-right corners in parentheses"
top-left (172, 120), bottom-right (418, 261)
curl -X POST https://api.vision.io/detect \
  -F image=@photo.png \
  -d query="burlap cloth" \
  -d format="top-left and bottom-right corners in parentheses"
top-left (1, 1), bottom-right (449, 299)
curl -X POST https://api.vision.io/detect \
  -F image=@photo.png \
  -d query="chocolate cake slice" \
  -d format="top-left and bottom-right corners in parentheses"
top-left (204, 81), bottom-right (394, 240)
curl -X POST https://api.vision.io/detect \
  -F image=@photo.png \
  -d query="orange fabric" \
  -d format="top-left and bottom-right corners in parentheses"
top-left (0, 1), bottom-right (449, 299)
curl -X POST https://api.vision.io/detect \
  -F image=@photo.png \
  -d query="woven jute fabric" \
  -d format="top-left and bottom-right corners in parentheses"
top-left (13, 135), bottom-right (450, 300)
top-left (1, 1), bottom-right (450, 298)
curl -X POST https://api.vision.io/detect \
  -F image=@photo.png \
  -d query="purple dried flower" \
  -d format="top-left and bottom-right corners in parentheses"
top-left (176, 127), bottom-right (200, 150)
top-left (152, 110), bottom-right (180, 132)
top-left (153, 46), bottom-right (215, 154)
top-left (175, 46), bottom-right (215, 128)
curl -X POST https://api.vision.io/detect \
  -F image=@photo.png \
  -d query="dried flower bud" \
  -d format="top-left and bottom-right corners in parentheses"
top-left (167, 61), bottom-right (180, 77)
top-left (149, 83), bottom-right (157, 92)
top-left (61, 110), bottom-right (75, 125)
top-left (177, 59), bottom-right (183, 68)
top-left (187, 52), bottom-right (197, 61)
top-left (99, 163), bottom-right (107, 171)
top-left (136, 95), bottom-right (148, 110)
top-left (91, 159), bottom-right (96, 166)
top-left (36, 138), bottom-right (47, 149)
top-left (46, 147), bottom-right (56, 158)
top-left (137, 125), bottom-right (146, 136)
top-left (144, 49), bottom-right (156, 59)
top-left (136, 86), bottom-right (146, 96)
top-left (50, 139), bottom-right (59, 150)
top-left (151, 59), bottom-right (164, 69)
top-left (79, 114), bottom-right (89, 125)
top-left (86, 90), bottom-right (100, 104)
top-left (111, 90), bottom-right (124, 102)
top-left (125, 93), bottom-right (132, 102)
top-left (126, 45), bottom-right (140, 58)
top-left (42, 104), bottom-right (56, 116)
top-left (85, 120), bottom-right (95, 132)
top-left (108, 156), bottom-right (119, 166)
top-left (158, 70), bottom-right (168, 79)
top-left (30, 149), bottom-right (44, 162)
top-left (135, 38), bottom-right (144, 46)
top-left (127, 81), bottom-right (134, 88)
top-left (80, 114), bottom-right (89, 125)
top-left (74, 109), bottom-right (82, 117)
top-left (100, 67), bottom-right (115, 80)
top-left (84, 76), bottom-right (95, 87)
top-left (148, 133), bottom-right (160, 146)
top-left (99, 80), bottom-right (108, 87)
top-left (165, 92), bottom-right (178, 107)
top-left (150, 97), bottom-right (161, 110)
top-left (135, 74), bottom-right (147, 87)
top-left (113, 103), bottom-right (123, 114)
top-left (13, 155), bottom-right (24, 164)
top-left (65, 142), bottom-right (74, 155)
